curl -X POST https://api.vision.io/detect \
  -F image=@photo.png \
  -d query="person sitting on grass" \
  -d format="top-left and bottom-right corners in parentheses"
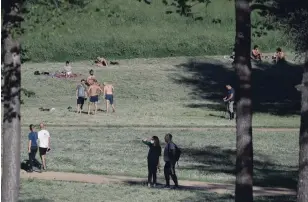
top-left (251, 45), bottom-right (262, 61)
top-left (86, 69), bottom-right (96, 86)
top-left (142, 136), bottom-right (162, 188)
top-left (272, 47), bottom-right (285, 64)
top-left (94, 57), bottom-right (108, 67)
top-left (64, 61), bottom-right (73, 78)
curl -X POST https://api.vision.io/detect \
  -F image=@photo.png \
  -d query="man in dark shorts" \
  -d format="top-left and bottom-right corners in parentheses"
top-left (28, 124), bottom-right (40, 172)
top-left (76, 79), bottom-right (87, 113)
top-left (87, 81), bottom-right (104, 115)
top-left (103, 82), bottom-right (115, 113)
top-left (163, 133), bottom-right (179, 189)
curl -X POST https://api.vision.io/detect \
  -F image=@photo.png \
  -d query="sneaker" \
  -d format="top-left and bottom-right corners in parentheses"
top-left (153, 184), bottom-right (157, 188)
top-left (163, 185), bottom-right (171, 189)
top-left (27, 169), bottom-right (33, 173)
top-left (148, 183), bottom-right (151, 188)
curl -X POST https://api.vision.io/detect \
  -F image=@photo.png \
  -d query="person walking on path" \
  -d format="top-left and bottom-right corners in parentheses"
top-left (223, 85), bottom-right (235, 120)
top-left (142, 136), bottom-right (162, 187)
top-left (28, 124), bottom-right (40, 172)
top-left (163, 133), bottom-right (179, 189)
top-left (38, 123), bottom-right (51, 171)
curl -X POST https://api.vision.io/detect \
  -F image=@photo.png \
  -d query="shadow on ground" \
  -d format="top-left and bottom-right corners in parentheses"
top-left (182, 146), bottom-right (297, 190)
top-left (172, 58), bottom-right (303, 115)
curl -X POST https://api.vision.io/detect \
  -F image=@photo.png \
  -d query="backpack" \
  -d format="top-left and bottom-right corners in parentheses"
top-left (168, 143), bottom-right (182, 164)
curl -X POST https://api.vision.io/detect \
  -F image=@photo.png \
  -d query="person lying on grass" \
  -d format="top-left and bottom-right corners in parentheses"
top-left (94, 57), bottom-right (108, 67)
top-left (272, 47), bottom-right (286, 64)
top-left (142, 136), bottom-right (162, 188)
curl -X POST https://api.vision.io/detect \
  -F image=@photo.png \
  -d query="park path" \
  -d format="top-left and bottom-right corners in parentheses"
top-left (20, 170), bottom-right (296, 197)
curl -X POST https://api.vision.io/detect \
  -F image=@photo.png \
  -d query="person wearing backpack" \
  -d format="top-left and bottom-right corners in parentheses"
top-left (163, 133), bottom-right (179, 189)
top-left (142, 136), bottom-right (162, 187)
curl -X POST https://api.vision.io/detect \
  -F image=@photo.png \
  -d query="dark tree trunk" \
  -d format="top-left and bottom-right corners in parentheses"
top-left (1, 0), bottom-right (22, 201)
top-left (234, 0), bottom-right (253, 202)
top-left (297, 59), bottom-right (308, 202)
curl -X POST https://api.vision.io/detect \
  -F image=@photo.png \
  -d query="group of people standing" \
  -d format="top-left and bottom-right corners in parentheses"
top-left (27, 123), bottom-right (51, 172)
top-left (75, 69), bottom-right (116, 115)
top-left (142, 133), bottom-right (180, 189)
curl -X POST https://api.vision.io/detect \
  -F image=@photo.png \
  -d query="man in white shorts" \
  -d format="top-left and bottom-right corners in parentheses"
top-left (38, 123), bottom-right (51, 171)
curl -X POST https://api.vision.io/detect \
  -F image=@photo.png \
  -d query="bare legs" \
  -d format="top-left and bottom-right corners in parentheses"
top-left (88, 102), bottom-right (98, 115)
top-left (106, 100), bottom-right (115, 113)
top-left (40, 154), bottom-right (46, 170)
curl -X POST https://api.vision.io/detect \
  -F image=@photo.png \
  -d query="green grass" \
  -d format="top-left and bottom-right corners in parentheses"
top-left (22, 0), bottom-right (292, 62)
top-left (20, 58), bottom-right (300, 128)
top-left (20, 127), bottom-right (298, 189)
top-left (19, 179), bottom-right (296, 202)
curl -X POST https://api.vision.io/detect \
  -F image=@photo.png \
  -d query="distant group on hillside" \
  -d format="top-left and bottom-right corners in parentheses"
top-left (75, 69), bottom-right (115, 115)
top-left (228, 45), bottom-right (286, 64)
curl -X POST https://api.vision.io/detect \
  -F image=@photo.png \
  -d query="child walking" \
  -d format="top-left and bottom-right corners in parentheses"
top-left (142, 136), bottom-right (162, 187)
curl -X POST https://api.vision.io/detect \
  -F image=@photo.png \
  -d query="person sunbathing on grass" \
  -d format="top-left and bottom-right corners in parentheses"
top-left (87, 80), bottom-right (104, 115)
top-left (94, 57), bottom-right (108, 67)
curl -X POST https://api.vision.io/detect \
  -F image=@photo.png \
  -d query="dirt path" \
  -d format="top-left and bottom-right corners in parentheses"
top-left (20, 171), bottom-right (295, 197)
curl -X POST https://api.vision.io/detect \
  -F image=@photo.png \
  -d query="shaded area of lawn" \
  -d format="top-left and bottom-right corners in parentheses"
top-left (182, 146), bottom-right (297, 190)
top-left (173, 58), bottom-right (303, 115)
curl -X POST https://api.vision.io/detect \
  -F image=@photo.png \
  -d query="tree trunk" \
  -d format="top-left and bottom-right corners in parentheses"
top-left (234, 0), bottom-right (253, 202)
top-left (297, 58), bottom-right (308, 202)
top-left (1, 1), bottom-right (22, 202)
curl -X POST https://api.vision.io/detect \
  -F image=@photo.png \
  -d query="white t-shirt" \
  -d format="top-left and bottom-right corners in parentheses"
top-left (38, 129), bottom-right (50, 148)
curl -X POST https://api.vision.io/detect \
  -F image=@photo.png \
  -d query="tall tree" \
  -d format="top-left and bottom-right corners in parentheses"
top-left (233, 0), bottom-right (253, 201)
top-left (1, 0), bottom-right (23, 201)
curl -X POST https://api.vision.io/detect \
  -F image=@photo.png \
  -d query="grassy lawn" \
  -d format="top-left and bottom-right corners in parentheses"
top-left (20, 127), bottom-right (298, 189)
top-left (19, 179), bottom-right (296, 202)
top-left (20, 57), bottom-right (301, 128)
top-left (22, 0), bottom-right (290, 62)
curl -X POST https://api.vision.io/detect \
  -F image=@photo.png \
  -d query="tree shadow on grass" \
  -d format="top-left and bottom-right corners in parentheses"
top-left (182, 146), bottom-right (297, 190)
top-left (172, 58), bottom-right (303, 115)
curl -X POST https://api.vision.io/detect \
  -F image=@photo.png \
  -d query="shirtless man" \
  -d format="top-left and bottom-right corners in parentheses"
top-left (87, 80), bottom-right (104, 115)
top-left (103, 82), bottom-right (115, 113)
top-left (86, 69), bottom-right (96, 86)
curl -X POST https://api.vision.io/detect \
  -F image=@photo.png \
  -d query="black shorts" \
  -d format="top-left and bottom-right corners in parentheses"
top-left (39, 147), bottom-right (48, 155)
top-left (77, 97), bottom-right (85, 105)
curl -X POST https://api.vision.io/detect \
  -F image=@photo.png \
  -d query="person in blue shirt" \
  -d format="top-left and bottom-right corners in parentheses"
top-left (223, 85), bottom-right (235, 120)
top-left (28, 124), bottom-right (39, 172)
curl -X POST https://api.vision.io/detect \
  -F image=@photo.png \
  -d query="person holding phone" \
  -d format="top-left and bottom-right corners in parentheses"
top-left (142, 136), bottom-right (162, 187)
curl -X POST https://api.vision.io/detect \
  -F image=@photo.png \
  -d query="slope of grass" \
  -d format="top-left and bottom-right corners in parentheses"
top-left (22, 0), bottom-right (292, 62)
top-left (20, 58), bottom-right (300, 128)
top-left (19, 179), bottom-right (296, 202)
top-left (20, 127), bottom-right (298, 189)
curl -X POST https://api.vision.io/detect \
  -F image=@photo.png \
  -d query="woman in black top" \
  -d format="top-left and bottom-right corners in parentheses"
top-left (142, 136), bottom-right (162, 187)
